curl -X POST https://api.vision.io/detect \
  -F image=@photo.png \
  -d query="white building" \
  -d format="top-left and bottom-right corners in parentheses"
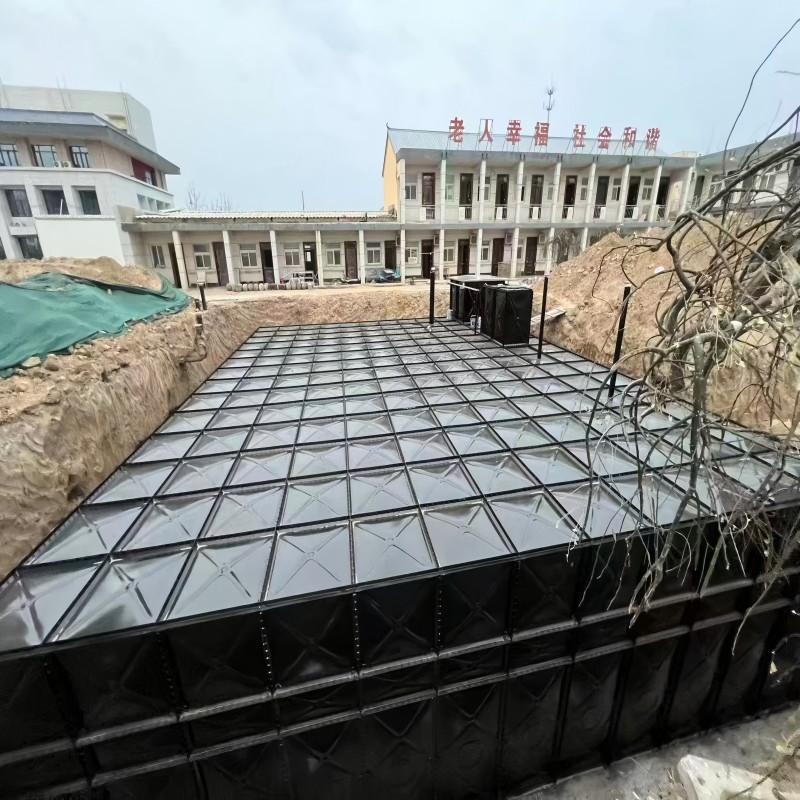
top-left (126, 126), bottom-right (697, 288)
top-left (0, 106), bottom-right (179, 264)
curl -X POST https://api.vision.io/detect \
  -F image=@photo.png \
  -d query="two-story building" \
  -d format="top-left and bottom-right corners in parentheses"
top-left (0, 105), bottom-right (179, 264)
top-left (126, 126), bottom-right (698, 289)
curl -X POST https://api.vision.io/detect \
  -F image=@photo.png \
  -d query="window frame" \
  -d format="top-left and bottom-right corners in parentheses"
top-left (41, 188), bottom-right (69, 215)
top-left (0, 143), bottom-right (19, 166)
top-left (326, 244), bottom-right (342, 266)
top-left (31, 144), bottom-right (59, 168)
top-left (445, 172), bottom-right (455, 202)
top-left (405, 179), bottom-right (417, 201)
top-left (193, 243), bottom-right (213, 271)
top-left (443, 240), bottom-right (455, 264)
top-left (481, 244), bottom-right (489, 262)
top-left (5, 188), bottom-right (31, 217)
top-left (151, 244), bottom-right (166, 269)
top-left (240, 246), bottom-right (258, 268)
top-left (17, 235), bottom-right (43, 259)
top-left (70, 146), bottom-right (90, 168)
top-left (78, 189), bottom-right (101, 215)
top-left (641, 177), bottom-right (654, 202)
top-left (404, 245), bottom-right (419, 264)
top-left (611, 177), bottom-right (622, 202)
top-left (366, 241), bottom-right (382, 265)
top-left (284, 247), bottom-right (301, 268)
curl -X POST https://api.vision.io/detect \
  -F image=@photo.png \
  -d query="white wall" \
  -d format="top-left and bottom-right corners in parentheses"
top-left (36, 217), bottom-right (125, 262)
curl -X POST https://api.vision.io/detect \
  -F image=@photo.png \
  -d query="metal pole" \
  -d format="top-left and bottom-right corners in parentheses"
top-left (608, 284), bottom-right (632, 398)
top-left (198, 283), bottom-right (207, 311)
top-left (429, 269), bottom-right (435, 325)
top-left (536, 276), bottom-right (549, 360)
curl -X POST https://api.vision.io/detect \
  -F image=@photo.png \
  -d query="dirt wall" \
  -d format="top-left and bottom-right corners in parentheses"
top-left (0, 284), bottom-right (449, 579)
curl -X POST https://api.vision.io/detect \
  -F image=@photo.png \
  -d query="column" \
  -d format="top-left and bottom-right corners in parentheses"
top-left (440, 156), bottom-right (447, 224)
top-left (584, 161), bottom-right (597, 223)
top-left (474, 228), bottom-right (483, 277)
top-left (550, 161), bottom-right (562, 223)
top-left (358, 228), bottom-right (366, 284)
top-left (514, 158), bottom-right (525, 224)
top-left (678, 167), bottom-right (693, 215)
top-left (398, 158), bottom-right (406, 224)
top-left (648, 164), bottom-right (663, 223)
top-left (546, 227), bottom-right (555, 274)
top-left (222, 229), bottom-right (236, 285)
top-left (617, 162), bottom-right (631, 223)
top-left (171, 230), bottom-right (189, 288)
top-left (438, 227), bottom-right (445, 280)
top-left (510, 227), bottom-right (520, 278)
top-left (315, 229), bottom-right (324, 286)
top-left (269, 229), bottom-right (279, 281)
top-left (580, 226), bottom-right (589, 251)
top-left (478, 156), bottom-right (487, 225)
top-left (400, 228), bottom-right (406, 283)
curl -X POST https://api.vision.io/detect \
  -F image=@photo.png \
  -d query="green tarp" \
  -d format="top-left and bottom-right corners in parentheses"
top-left (0, 272), bottom-right (191, 372)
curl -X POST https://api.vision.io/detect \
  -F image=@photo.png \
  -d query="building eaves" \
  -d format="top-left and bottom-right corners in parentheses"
top-left (134, 210), bottom-right (396, 222)
top-left (0, 108), bottom-right (180, 174)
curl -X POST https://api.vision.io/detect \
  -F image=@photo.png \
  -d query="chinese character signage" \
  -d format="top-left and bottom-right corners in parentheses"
top-left (444, 117), bottom-right (662, 152)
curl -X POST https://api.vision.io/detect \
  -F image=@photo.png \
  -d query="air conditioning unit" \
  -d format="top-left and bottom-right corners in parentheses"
top-left (434, 233), bottom-right (440, 246)
top-left (504, 232), bottom-right (513, 246)
top-left (469, 233), bottom-right (477, 245)
top-left (408, 256), bottom-right (418, 265)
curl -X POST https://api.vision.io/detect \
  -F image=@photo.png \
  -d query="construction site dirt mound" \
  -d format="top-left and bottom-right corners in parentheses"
top-left (541, 230), bottom-right (799, 436)
top-left (1, 256), bottom-right (163, 291)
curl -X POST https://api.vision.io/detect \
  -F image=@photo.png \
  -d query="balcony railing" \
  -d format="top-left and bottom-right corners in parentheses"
top-left (528, 205), bottom-right (542, 220)
top-left (624, 205), bottom-right (640, 220)
top-left (458, 205), bottom-right (473, 221)
top-left (561, 205), bottom-right (575, 220)
top-left (419, 206), bottom-right (436, 221)
top-left (593, 205), bottom-right (607, 220)
top-left (494, 206), bottom-right (509, 221)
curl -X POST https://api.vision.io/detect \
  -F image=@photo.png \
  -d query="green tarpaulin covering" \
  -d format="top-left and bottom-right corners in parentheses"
top-left (0, 272), bottom-right (191, 372)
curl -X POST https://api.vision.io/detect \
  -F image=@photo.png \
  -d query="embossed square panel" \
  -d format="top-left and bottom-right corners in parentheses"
top-left (188, 428), bottom-right (249, 457)
top-left (423, 502), bottom-right (510, 567)
top-left (383, 390), bottom-right (427, 410)
top-left (551, 482), bottom-right (640, 538)
top-left (488, 491), bottom-right (577, 552)
top-left (433, 404), bottom-right (483, 428)
top-left (257, 404), bottom-right (303, 425)
top-left (297, 418), bottom-right (346, 444)
top-left (408, 460), bottom-right (478, 505)
top-left (204, 485), bottom-right (284, 537)
top-left (347, 437), bottom-right (403, 470)
top-left (463, 453), bottom-right (537, 495)
top-left (346, 413), bottom-right (393, 439)
top-left (349, 469), bottom-right (415, 515)
top-left (291, 443), bottom-right (347, 477)
top-left (281, 476), bottom-right (349, 526)
top-left (474, 400), bottom-right (524, 423)
top-left (88, 462), bottom-right (175, 503)
top-left (129, 433), bottom-right (197, 463)
top-left (492, 419), bottom-right (552, 450)
top-left (124, 494), bottom-right (217, 550)
top-left (160, 455), bottom-right (235, 495)
top-left (246, 422), bottom-right (299, 450)
top-left (390, 407), bottom-right (439, 433)
top-left (353, 512), bottom-right (434, 581)
top-left (227, 449), bottom-right (292, 486)
top-left (518, 445), bottom-right (589, 485)
top-left (397, 431), bottom-right (454, 462)
top-left (446, 424), bottom-right (506, 456)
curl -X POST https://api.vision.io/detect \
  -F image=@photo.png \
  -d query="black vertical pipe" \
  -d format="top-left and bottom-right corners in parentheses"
top-left (608, 284), bottom-right (632, 398)
top-left (536, 276), bottom-right (549, 360)
top-left (199, 283), bottom-right (207, 311)
top-left (429, 269), bottom-right (435, 324)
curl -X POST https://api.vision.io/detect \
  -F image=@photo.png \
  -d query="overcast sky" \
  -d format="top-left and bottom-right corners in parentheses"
top-left (2, 1), bottom-right (798, 210)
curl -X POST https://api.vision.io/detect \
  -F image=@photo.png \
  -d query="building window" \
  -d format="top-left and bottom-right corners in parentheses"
top-left (326, 244), bottom-right (342, 266)
top-left (579, 176), bottom-right (589, 201)
top-left (5, 188), bottom-right (31, 217)
top-left (483, 176), bottom-right (491, 201)
top-left (405, 245), bottom-right (419, 264)
top-left (481, 244), bottom-right (489, 262)
top-left (405, 178), bottom-right (417, 201)
top-left (0, 144), bottom-right (19, 166)
top-left (445, 172), bottom-right (455, 202)
top-left (17, 235), bottom-right (43, 259)
top-left (32, 144), bottom-right (59, 167)
top-left (156, 200), bottom-right (169, 211)
top-left (194, 244), bottom-right (212, 271)
top-left (516, 244), bottom-right (523, 261)
top-left (284, 248), bottom-right (301, 267)
top-left (611, 177), bottom-right (622, 202)
top-left (546, 184), bottom-right (554, 201)
top-left (137, 194), bottom-right (149, 210)
top-left (641, 177), bottom-right (654, 202)
top-left (240, 246), bottom-right (258, 268)
top-left (520, 183), bottom-right (526, 202)
top-left (41, 188), bottom-right (69, 215)
top-left (443, 240), bottom-right (455, 263)
top-left (70, 146), bottom-right (90, 168)
top-left (78, 189), bottom-right (100, 215)
top-left (366, 242), bottom-right (382, 265)
top-left (151, 245), bottom-right (166, 268)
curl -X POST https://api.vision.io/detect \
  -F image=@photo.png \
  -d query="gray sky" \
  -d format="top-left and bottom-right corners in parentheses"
top-left (2, 1), bottom-right (799, 210)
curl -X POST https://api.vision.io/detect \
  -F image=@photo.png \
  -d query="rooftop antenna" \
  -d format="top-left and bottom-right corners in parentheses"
top-left (543, 83), bottom-right (555, 125)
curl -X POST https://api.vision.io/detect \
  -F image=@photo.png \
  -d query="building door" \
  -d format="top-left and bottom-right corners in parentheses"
top-left (212, 241), bottom-right (230, 286)
top-left (692, 175), bottom-right (705, 205)
top-left (491, 238), bottom-right (504, 276)
top-left (626, 176), bottom-right (641, 210)
top-left (495, 174), bottom-right (509, 216)
top-left (457, 239), bottom-right (470, 274)
top-left (524, 237), bottom-right (538, 275)
top-left (259, 242), bottom-right (275, 283)
top-left (421, 173), bottom-right (436, 208)
top-left (563, 176), bottom-right (578, 207)
top-left (595, 176), bottom-right (610, 208)
top-left (656, 176), bottom-right (671, 207)
top-left (530, 175), bottom-right (544, 206)
top-left (421, 239), bottom-right (434, 279)
top-left (385, 241), bottom-right (396, 274)
top-left (167, 243), bottom-right (182, 287)
top-left (344, 241), bottom-right (358, 280)
top-left (459, 174), bottom-right (473, 214)
top-left (302, 242), bottom-right (317, 281)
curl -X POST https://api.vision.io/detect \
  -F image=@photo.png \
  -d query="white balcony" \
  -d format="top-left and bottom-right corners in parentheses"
top-left (458, 205), bottom-right (473, 221)
top-left (528, 205), bottom-right (542, 220)
top-left (494, 206), bottom-right (509, 221)
top-left (624, 205), bottom-right (640, 220)
top-left (419, 206), bottom-right (436, 221)
top-left (593, 205), bottom-right (607, 220)
top-left (561, 205), bottom-right (575, 220)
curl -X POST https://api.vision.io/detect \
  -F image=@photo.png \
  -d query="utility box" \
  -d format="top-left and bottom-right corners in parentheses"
top-left (449, 275), bottom-right (506, 323)
top-left (483, 284), bottom-right (533, 345)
